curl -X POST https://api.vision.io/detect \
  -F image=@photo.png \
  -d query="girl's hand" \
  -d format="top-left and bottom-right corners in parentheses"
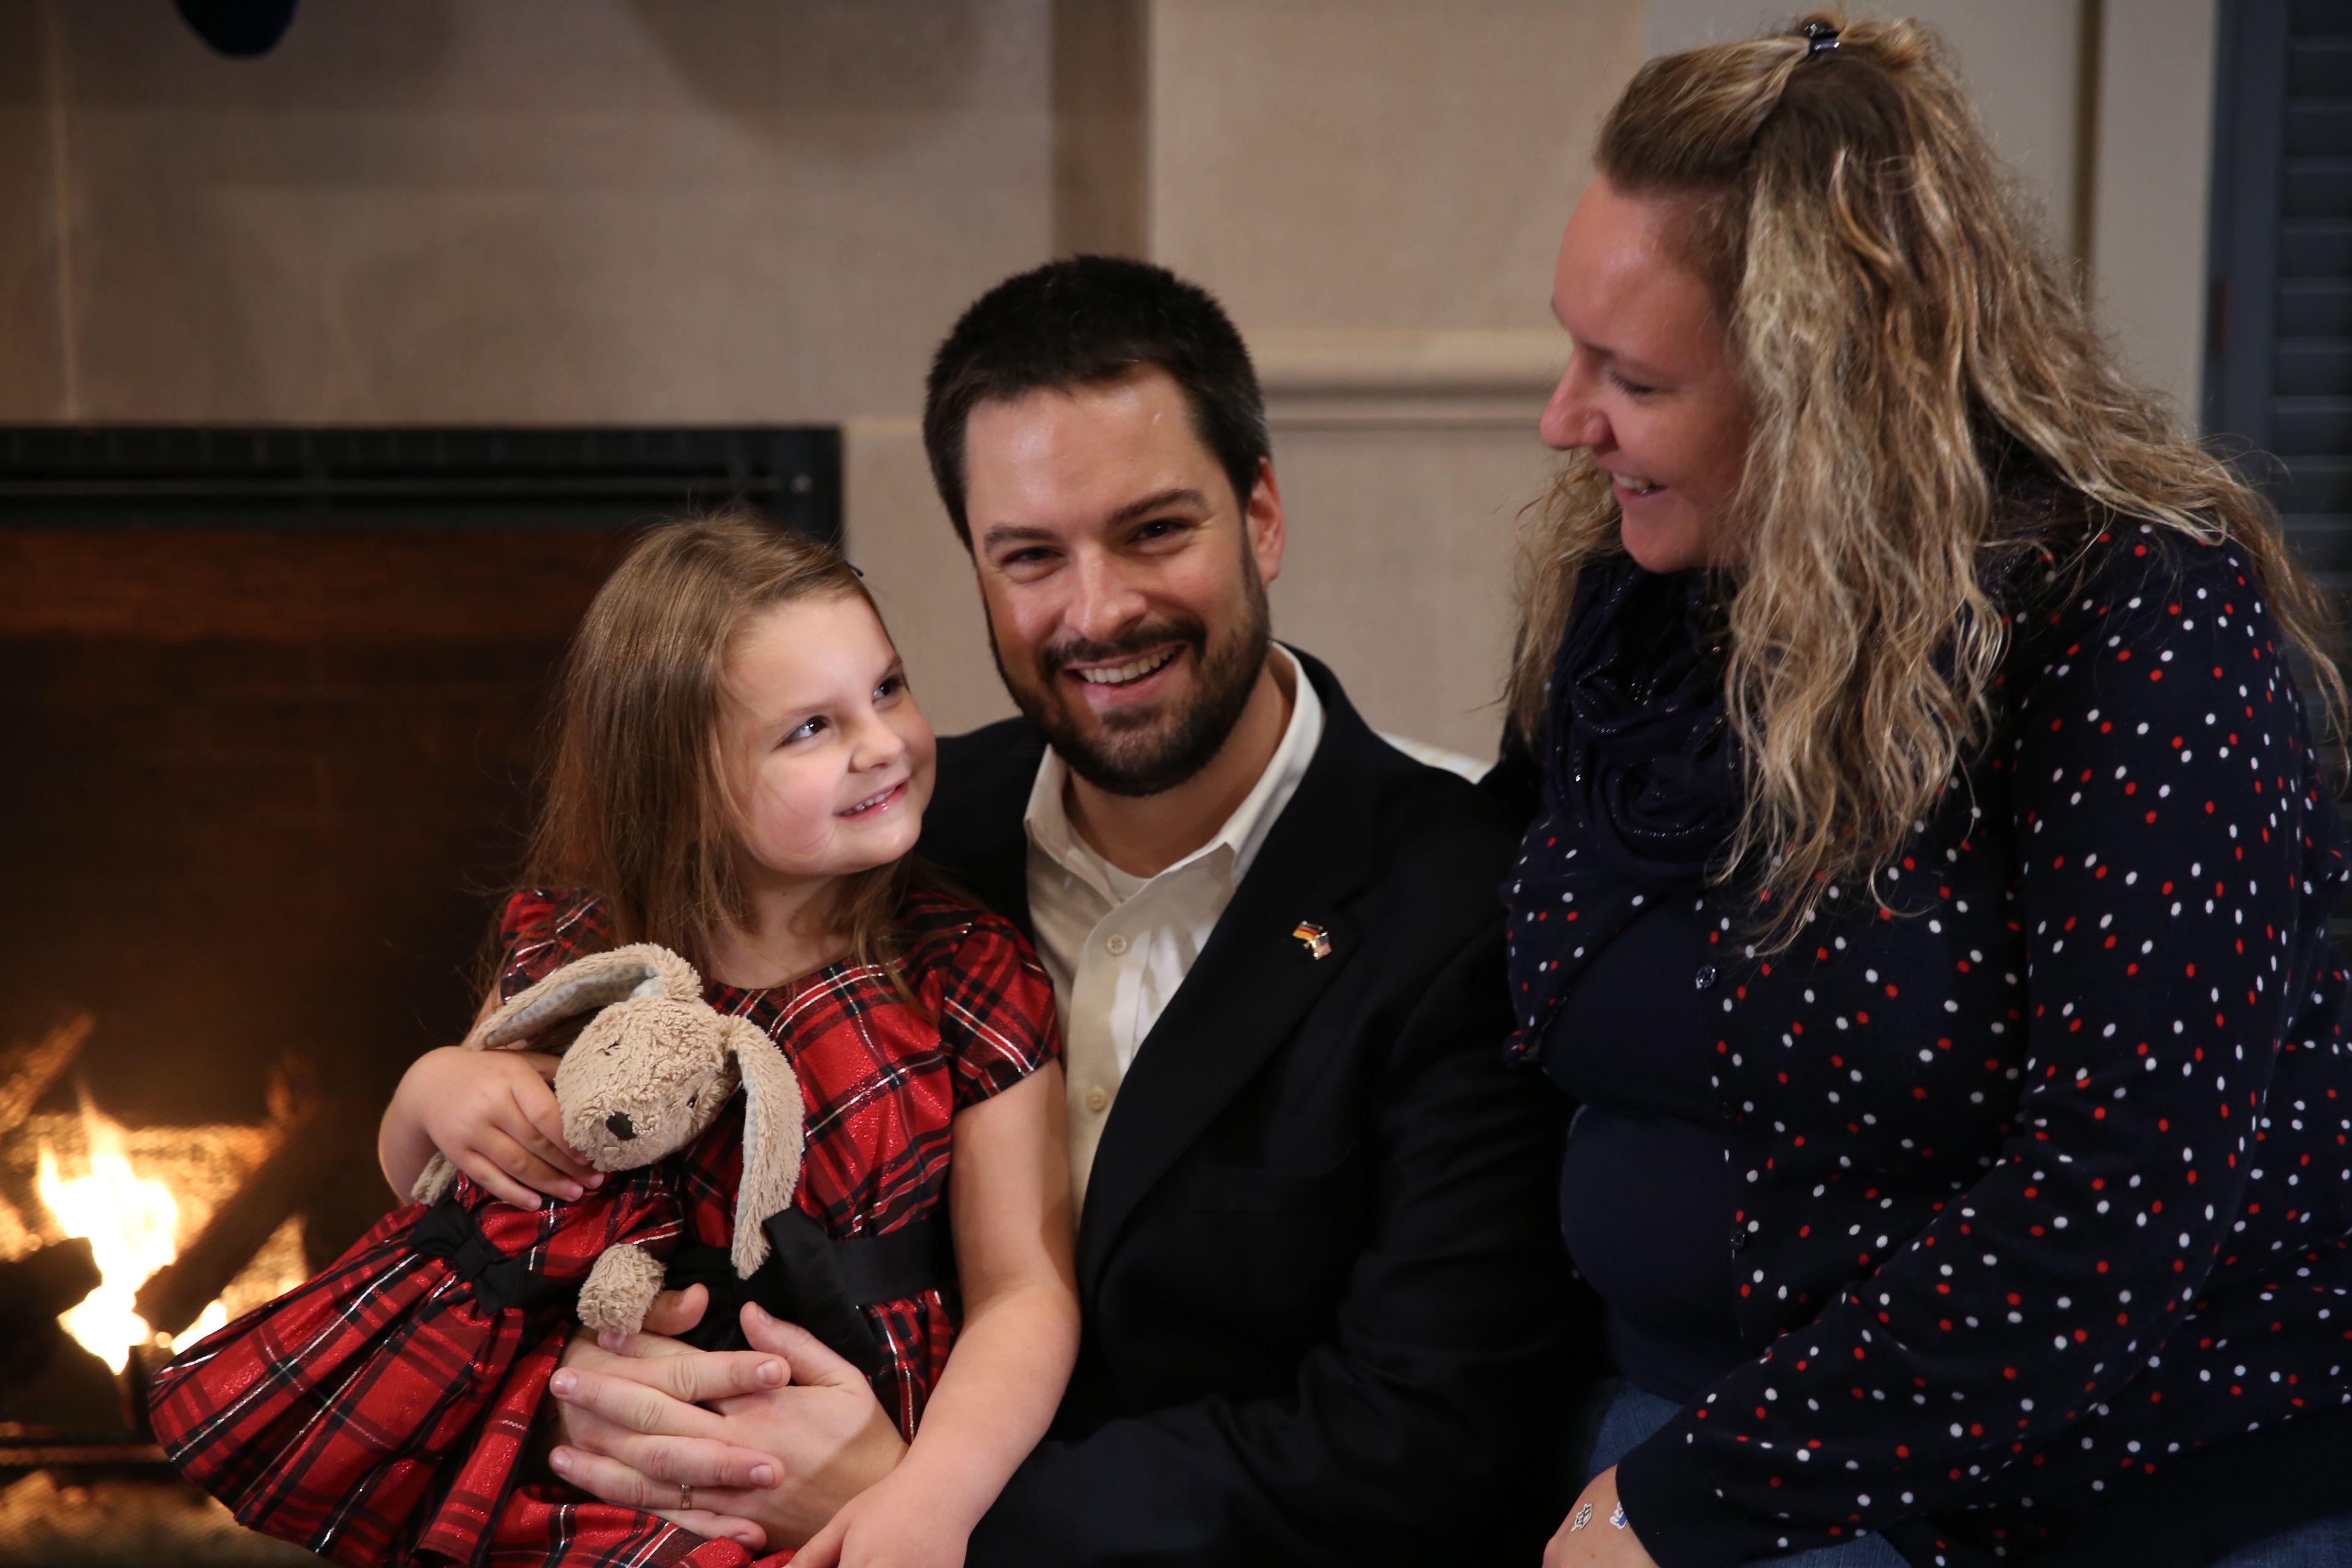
top-left (790, 1470), bottom-right (967, 1568)
top-left (390, 1044), bottom-right (600, 1208)
top-left (1543, 1467), bottom-right (1660, 1568)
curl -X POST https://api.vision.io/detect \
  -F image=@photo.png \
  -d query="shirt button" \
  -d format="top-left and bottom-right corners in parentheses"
top-left (1104, 933), bottom-right (1129, 956)
top-left (1084, 1086), bottom-right (1110, 1113)
top-left (1695, 963), bottom-right (1719, 990)
top-left (1730, 1223), bottom-right (1749, 1252)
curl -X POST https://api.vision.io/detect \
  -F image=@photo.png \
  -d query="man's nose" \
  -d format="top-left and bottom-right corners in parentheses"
top-left (1065, 550), bottom-right (1148, 644)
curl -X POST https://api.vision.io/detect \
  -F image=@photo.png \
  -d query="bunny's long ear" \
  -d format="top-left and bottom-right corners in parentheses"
top-left (465, 943), bottom-right (702, 1050)
top-left (723, 1017), bottom-right (805, 1278)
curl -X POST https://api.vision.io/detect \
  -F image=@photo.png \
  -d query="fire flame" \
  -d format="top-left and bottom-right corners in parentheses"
top-left (33, 1096), bottom-right (231, 1373)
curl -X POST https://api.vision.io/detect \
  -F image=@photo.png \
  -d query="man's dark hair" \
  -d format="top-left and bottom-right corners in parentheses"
top-left (922, 256), bottom-right (1270, 547)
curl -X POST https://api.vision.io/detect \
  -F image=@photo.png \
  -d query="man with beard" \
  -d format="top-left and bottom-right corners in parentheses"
top-left (540, 258), bottom-right (1577, 1566)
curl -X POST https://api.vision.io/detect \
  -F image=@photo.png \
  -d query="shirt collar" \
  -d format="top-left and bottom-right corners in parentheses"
top-left (1023, 644), bottom-right (1325, 900)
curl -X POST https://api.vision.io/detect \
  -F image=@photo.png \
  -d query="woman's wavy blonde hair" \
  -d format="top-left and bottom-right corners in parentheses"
top-left (1510, 12), bottom-right (2341, 943)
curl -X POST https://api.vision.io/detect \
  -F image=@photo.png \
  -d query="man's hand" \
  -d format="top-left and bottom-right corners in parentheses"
top-left (1542, 1467), bottom-right (1660, 1568)
top-left (548, 1292), bottom-right (909, 1551)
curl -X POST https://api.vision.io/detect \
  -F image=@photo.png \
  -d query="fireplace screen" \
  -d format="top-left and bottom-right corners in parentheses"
top-left (0, 426), bottom-right (839, 1563)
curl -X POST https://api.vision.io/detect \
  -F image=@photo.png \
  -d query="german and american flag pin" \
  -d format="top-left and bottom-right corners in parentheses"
top-left (1291, 921), bottom-right (1333, 960)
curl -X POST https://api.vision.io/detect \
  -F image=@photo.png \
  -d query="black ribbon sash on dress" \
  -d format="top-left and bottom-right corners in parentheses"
top-left (1504, 560), bottom-right (1741, 1062)
top-left (668, 1208), bottom-right (956, 1378)
top-left (412, 1197), bottom-right (579, 1316)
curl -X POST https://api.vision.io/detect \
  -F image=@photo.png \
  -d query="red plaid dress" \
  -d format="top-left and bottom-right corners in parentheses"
top-left (156, 884), bottom-right (1059, 1568)
top-left (149, 1164), bottom-right (688, 1566)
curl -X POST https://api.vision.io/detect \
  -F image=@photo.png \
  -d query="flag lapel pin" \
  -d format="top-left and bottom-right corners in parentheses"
top-left (1291, 921), bottom-right (1333, 960)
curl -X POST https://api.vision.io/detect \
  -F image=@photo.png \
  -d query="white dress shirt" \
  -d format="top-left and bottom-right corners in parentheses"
top-left (1023, 646), bottom-right (1325, 1205)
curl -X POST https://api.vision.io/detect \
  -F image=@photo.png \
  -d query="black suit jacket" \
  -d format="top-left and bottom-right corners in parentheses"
top-left (924, 652), bottom-right (1578, 1567)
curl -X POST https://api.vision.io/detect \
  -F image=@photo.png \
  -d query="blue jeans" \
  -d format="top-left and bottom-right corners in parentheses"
top-left (1581, 1382), bottom-right (2352, 1567)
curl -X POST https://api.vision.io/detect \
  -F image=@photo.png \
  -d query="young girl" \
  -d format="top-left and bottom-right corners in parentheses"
top-left (162, 513), bottom-right (1076, 1568)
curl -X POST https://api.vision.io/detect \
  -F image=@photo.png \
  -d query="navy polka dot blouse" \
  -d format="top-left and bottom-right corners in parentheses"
top-left (1552, 527), bottom-right (2352, 1567)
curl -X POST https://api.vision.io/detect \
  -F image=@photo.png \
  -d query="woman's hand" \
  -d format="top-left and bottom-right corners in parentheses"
top-left (547, 1296), bottom-right (909, 1551)
top-left (1543, 1467), bottom-right (1660, 1568)
top-left (381, 1043), bottom-right (600, 1208)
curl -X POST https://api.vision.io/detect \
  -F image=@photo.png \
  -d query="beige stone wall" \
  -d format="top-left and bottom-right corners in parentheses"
top-left (0, 0), bottom-right (2222, 753)
top-left (0, 0), bottom-right (1052, 732)
top-left (2088, 0), bottom-right (2220, 425)
top-left (1149, 0), bottom-right (1647, 756)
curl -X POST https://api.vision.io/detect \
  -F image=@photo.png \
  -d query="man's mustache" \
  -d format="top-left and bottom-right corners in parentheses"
top-left (1037, 621), bottom-right (1208, 679)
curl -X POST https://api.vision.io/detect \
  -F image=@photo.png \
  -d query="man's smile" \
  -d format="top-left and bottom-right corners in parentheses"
top-left (1059, 644), bottom-right (1186, 710)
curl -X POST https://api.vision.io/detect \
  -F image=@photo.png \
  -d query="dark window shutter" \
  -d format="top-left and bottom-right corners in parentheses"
top-left (2210, 0), bottom-right (2352, 587)
top-left (2208, 0), bottom-right (2352, 925)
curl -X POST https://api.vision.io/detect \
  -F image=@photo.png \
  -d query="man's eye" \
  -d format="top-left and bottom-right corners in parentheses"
top-left (1134, 519), bottom-right (1182, 541)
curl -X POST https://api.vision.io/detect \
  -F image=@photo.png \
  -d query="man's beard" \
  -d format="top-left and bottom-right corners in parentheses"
top-left (992, 559), bottom-right (1273, 799)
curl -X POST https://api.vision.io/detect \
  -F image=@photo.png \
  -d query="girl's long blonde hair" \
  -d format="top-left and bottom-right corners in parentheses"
top-left (524, 510), bottom-right (912, 981)
top-left (1511, 12), bottom-right (2341, 942)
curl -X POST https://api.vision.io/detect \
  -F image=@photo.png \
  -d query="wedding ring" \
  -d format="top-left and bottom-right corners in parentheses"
top-left (1610, 1502), bottom-right (1629, 1530)
top-left (679, 1482), bottom-right (693, 1511)
top-left (1570, 1502), bottom-right (1594, 1532)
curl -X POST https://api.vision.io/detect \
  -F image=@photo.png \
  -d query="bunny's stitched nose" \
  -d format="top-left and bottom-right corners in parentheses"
top-left (605, 1110), bottom-right (635, 1142)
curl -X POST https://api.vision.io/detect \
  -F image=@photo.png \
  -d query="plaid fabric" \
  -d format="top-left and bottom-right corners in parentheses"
top-left (157, 883), bottom-right (1057, 1567)
top-left (149, 1167), bottom-right (685, 1566)
top-left (496, 884), bottom-right (1060, 1442)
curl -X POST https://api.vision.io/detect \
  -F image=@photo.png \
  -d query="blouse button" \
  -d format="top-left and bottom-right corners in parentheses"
top-left (1085, 1086), bottom-right (1110, 1113)
top-left (1694, 963), bottom-right (1719, 990)
top-left (1729, 1223), bottom-right (1750, 1252)
top-left (1105, 933), bottom-right (1130, 956)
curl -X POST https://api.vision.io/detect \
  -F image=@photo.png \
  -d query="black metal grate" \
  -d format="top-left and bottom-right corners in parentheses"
top-left (0, 426), bottom-right (840, 541)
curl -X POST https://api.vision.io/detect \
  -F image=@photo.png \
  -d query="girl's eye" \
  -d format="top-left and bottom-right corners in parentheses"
top-left (874, 675), bottom-right (903, 701)
top-left (786, 716), bottom-right (827, 742)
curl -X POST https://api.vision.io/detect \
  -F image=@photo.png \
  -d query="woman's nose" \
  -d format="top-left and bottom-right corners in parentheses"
top-left (1539, 362), bottom-right (1607, 453)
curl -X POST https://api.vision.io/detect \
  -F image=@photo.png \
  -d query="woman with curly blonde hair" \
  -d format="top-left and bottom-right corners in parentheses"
top-left (1508, 16), bottom-right (2352, 1568)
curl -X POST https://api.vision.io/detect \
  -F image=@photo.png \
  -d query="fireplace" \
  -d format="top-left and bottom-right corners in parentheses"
top-left (0, 426), bottom-right (838, 1563)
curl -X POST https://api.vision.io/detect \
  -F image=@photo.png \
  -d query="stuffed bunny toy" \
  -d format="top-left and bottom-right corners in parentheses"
top-left (412, 943), bottom-right (805, 1336)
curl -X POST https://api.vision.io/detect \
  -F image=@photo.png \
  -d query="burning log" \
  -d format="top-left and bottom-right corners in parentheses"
top-left (0, 1237), bottom-right (101, 1371)
top-left (0, 1014), bottom-right (94, 1137)
top-left (131, 1100), bottom-right (347, 1342)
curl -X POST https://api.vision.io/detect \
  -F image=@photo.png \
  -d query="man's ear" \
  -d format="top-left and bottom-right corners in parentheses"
top-left (1246, 457), bottom-right (1286, 587)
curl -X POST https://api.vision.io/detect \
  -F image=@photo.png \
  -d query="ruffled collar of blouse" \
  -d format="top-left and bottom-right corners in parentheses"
top-left (1502, 557), bottom-right (1738, 1058)
top-left (1544, 556), bottom-right (1741, 890)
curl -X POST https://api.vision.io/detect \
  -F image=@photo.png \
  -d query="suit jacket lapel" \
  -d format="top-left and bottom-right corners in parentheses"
top-left (959, 818), bottom-right (1033, 937)
top-left (921, 722), bottom-right (1043, 939)
top-left (1076, 667), bottom-right (1382, 1290)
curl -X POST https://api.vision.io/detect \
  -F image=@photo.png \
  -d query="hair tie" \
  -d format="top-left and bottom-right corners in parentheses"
top-left (1801, 20), bottom-right (1840, 55)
